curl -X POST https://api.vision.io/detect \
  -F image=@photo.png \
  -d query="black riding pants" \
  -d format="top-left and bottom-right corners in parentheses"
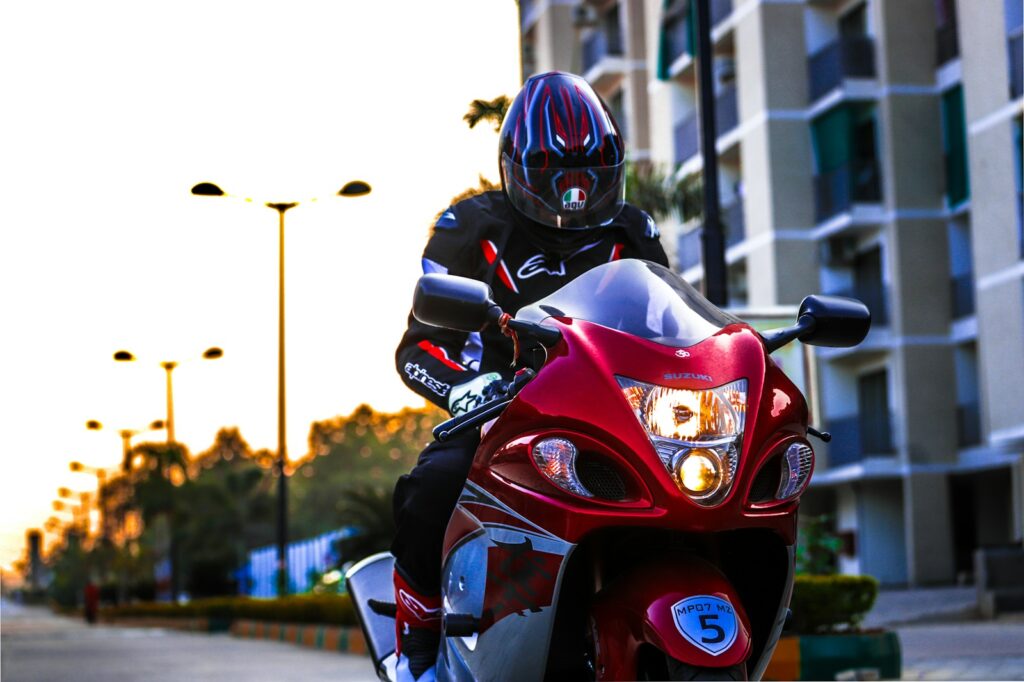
top-left (390, 431), bottom-right (480, 594)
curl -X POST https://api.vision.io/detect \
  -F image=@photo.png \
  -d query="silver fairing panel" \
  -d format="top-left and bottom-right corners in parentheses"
top-left (436, 481), bottom-right (574, 682)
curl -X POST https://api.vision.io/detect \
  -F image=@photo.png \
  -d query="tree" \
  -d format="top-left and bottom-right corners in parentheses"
top-left (463, 95), bottom-right (511, 132)
top-left (289, 404), bottom-right (445, 542)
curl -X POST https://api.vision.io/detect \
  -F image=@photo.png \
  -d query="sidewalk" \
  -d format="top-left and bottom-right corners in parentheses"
top-left (865, 587), bottom-right (1024, 681)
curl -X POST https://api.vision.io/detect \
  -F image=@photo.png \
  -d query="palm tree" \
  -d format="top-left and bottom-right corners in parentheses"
top-left (463, 95), bottom-right (511, 132)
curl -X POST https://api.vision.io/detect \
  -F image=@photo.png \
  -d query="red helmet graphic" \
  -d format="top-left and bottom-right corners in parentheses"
top-left (499, 71), bottom-right (626, 230)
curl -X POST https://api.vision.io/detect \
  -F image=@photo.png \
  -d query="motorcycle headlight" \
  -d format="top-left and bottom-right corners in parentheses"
top-left (618, 377), bottom-right (747, 505)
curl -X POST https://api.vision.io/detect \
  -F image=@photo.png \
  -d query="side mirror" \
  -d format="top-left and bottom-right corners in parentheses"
top-left (413, 274), bottom-right (502, 332)
top-left (761, 295), bottom-right (871, 353)
top-left (797, 295), bottom-right (871, 347)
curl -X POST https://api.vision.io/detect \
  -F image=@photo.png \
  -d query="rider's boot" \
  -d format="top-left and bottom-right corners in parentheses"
top-left (394, 570), bottom-right (441, 682)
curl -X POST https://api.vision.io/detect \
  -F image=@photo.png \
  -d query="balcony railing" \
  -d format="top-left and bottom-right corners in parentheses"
top-left (674, 113), bottom-right (700, 165)
top-left (672, 88), bottom-right (737, 166)
top-left (1010, 34), bottom-right (1023, 100)
top-left (828, 285), bottom-right (888, 327)
top-left (957, 401), bottom-right (982, 447)
top-left (663, 11), bottom-right (690, 67)
top-left (936, 22), bottom-right (959, 66)
top-left (716, 85), bottom-right (739, 137)
top-left (676, 204), bottom-right (745, 272)
top-left (825, 412), bottom-right (895, 466)
top-left (679, 226), bottom-right (702, 271)
top-left (710, 0), bottom-right (733, 26)
top-left (583, 27), bottom-right (624, 73)
top-left (723, 200), bottom-right (745, 248)
top-left (950, 272), bottom-right (975, 319)
top-left (813, 158), bottom-right (882, 222)
top-left (807, 35), bottom-right (876, 102)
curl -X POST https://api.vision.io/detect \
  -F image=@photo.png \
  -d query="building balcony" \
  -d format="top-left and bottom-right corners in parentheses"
top-left (1010, 34), bottom-right (1023, 100)
top-left (950, 272), bottom-right (976, 319)
top-left (807, 35), bottom-right (876, 103)
top-left (957, 401), bottom-right (982, 447)
top-left (671, 87), bottom-right (738, 166)
top-left (663, 10), bottom-right (690, 68)
top-left (825, 411), bottom-right (895, 467)
top-left (674, 114), bottom-right (700, 166)
top-left (813, 159), bottom-right (882, 223)
top-left (710, 0), bottom-right (733, 26)
top-left (676, 201), bottom-right (745, 272)
top-left (826, 285), bottom-right (888, 328)
top-left (936, 22), bottom-right (959, 66)
top-left (716, 85), bottom-right (738, 138)
top-left (582, 27), bottom-right (624, 75)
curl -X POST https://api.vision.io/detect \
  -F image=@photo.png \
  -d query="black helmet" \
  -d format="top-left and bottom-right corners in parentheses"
top-left (499, 71), bottom-right (626, 230)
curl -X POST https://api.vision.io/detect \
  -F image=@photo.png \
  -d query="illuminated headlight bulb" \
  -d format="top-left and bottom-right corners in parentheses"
top-left (673, 448), bottom-right (722, 497)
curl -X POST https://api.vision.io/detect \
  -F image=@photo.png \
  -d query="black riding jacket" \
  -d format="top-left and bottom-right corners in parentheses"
top-left (396, 191), bottom-right (669, 411)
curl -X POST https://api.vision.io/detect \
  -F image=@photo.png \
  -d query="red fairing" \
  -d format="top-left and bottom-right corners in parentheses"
top-left (467, 318), bottom-right (804, 545)
top-left (590, 556), bottom-right (752, 679)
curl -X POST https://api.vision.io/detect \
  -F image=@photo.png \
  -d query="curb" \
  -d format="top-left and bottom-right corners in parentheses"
top-left (230, 619), bottom-right (369, 656)
top-left (763, 631), bottom-right (901, 680)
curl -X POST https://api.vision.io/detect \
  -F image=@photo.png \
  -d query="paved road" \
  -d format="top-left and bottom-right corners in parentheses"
top-left (1, 599), bottom-right (377, 682)
top-left (3, 595), bottom-right (1023, 680)
top-left (898, 617), bottom-right (1024, 681)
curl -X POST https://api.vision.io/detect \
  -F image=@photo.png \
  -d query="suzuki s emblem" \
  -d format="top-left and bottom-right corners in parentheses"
top-left (671, 595), bottom-right (739, 656)
top-left (562, 188), bottom-right (587, 211)
top-left (675, 349), bottom-right (690, 358)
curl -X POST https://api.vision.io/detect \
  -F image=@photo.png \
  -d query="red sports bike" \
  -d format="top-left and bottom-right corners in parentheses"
top-left (349, 259), bottom-right (870, 681)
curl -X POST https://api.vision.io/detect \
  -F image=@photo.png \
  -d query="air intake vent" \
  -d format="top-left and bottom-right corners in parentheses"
top-left (576, 454), bottom-right (627, 501)
top-left (749, 455), bottom-right (781, 503)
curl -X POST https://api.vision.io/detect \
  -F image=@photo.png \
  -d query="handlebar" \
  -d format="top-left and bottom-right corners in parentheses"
top-left (433, 369), bottom-right (536, 442)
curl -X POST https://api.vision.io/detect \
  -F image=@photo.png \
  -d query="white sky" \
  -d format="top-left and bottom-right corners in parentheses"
top-left (0, 0), bottom-right (522, 572)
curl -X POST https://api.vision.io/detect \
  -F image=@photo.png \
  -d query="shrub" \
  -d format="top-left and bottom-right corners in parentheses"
top-left (101, 594), bottom-right (356, 626)
top-left (790, 574), bottom-right (879, 634)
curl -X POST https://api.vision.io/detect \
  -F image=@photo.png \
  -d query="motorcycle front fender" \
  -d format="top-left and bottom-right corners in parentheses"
top-left (590, 555), bottom-right (752, 680)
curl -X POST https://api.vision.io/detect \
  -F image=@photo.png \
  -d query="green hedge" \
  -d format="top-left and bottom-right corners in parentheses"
top-left (101, 594), bottom-right (356, 626)
top-left (790, 574), bottom-right (879, 634)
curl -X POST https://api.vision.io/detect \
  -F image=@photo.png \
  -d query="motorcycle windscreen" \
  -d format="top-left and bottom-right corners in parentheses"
top-left (516, 259), bottom-right (741, 348)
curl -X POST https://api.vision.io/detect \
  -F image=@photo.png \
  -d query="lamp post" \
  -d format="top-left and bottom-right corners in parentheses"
top-left (191, 179), bottom-right (372, 596)
top-left (112, 348), bottom-right (222, 444)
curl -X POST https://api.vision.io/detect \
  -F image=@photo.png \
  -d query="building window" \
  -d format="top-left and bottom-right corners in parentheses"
top-left (941, 85), bottom-right (970, 208)
top-left (811, 103), bottom-right (883, 222)
top-left (935, 0), bottom-right (960, 66)
top-left (658, 0), bottom-right (694, 79)
top-left (858, 369), bottom-right (894, 455)
top-left (1014, 116), bottom-right (1023, 259)
top-left (853, 247), bottom-right (887, 326)
top-left (807, 3), bottom-right (876, 102)
top-left (1007, 0), bottom-right (1023, 99)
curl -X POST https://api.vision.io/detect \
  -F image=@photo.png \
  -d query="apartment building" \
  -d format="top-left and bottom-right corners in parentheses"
top-left (518, 0), bottom-right (1023, 585)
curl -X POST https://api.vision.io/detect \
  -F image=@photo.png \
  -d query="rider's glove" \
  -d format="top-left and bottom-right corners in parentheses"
top-left (448, 372), bottom-right (503, 416)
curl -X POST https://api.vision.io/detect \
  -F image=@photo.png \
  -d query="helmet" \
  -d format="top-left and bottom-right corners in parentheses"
top-left (499, 71), bottom-right (626, 230)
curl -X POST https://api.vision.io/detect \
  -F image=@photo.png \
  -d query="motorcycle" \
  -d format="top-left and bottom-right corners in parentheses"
top-left (348, 259), bottom-right (870, 681)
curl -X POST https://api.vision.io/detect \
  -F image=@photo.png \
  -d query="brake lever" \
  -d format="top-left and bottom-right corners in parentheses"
top-left (433, 369), bottom-right (537, 442)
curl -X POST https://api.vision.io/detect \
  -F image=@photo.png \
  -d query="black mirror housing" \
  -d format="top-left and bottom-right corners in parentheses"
top-left (413, 274), bottom-right (501, 332)
top-left (797, 295), bottom-right (871, 348)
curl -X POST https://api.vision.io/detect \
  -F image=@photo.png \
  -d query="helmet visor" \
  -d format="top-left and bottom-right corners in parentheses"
top-left (502, 153), bottom-right (626, 230)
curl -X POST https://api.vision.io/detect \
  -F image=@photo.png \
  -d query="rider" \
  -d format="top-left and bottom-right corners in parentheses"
top-left (392, 71), bottom-right (669, 681)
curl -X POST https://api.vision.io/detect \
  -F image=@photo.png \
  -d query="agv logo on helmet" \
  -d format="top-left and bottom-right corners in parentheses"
top-left (562, 188), bottom-right (587, 211)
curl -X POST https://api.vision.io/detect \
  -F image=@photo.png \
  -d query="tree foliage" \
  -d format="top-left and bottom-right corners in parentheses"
top-left (463, 95), bottom-right (511, 132)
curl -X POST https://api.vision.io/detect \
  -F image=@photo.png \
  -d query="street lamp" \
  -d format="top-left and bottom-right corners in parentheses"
top-left (113, 348), bottom-right (222, 443)
top-left (191, 179), bottom-right (371, 596)
top-left (85, 419), bottom-right (165, 472)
